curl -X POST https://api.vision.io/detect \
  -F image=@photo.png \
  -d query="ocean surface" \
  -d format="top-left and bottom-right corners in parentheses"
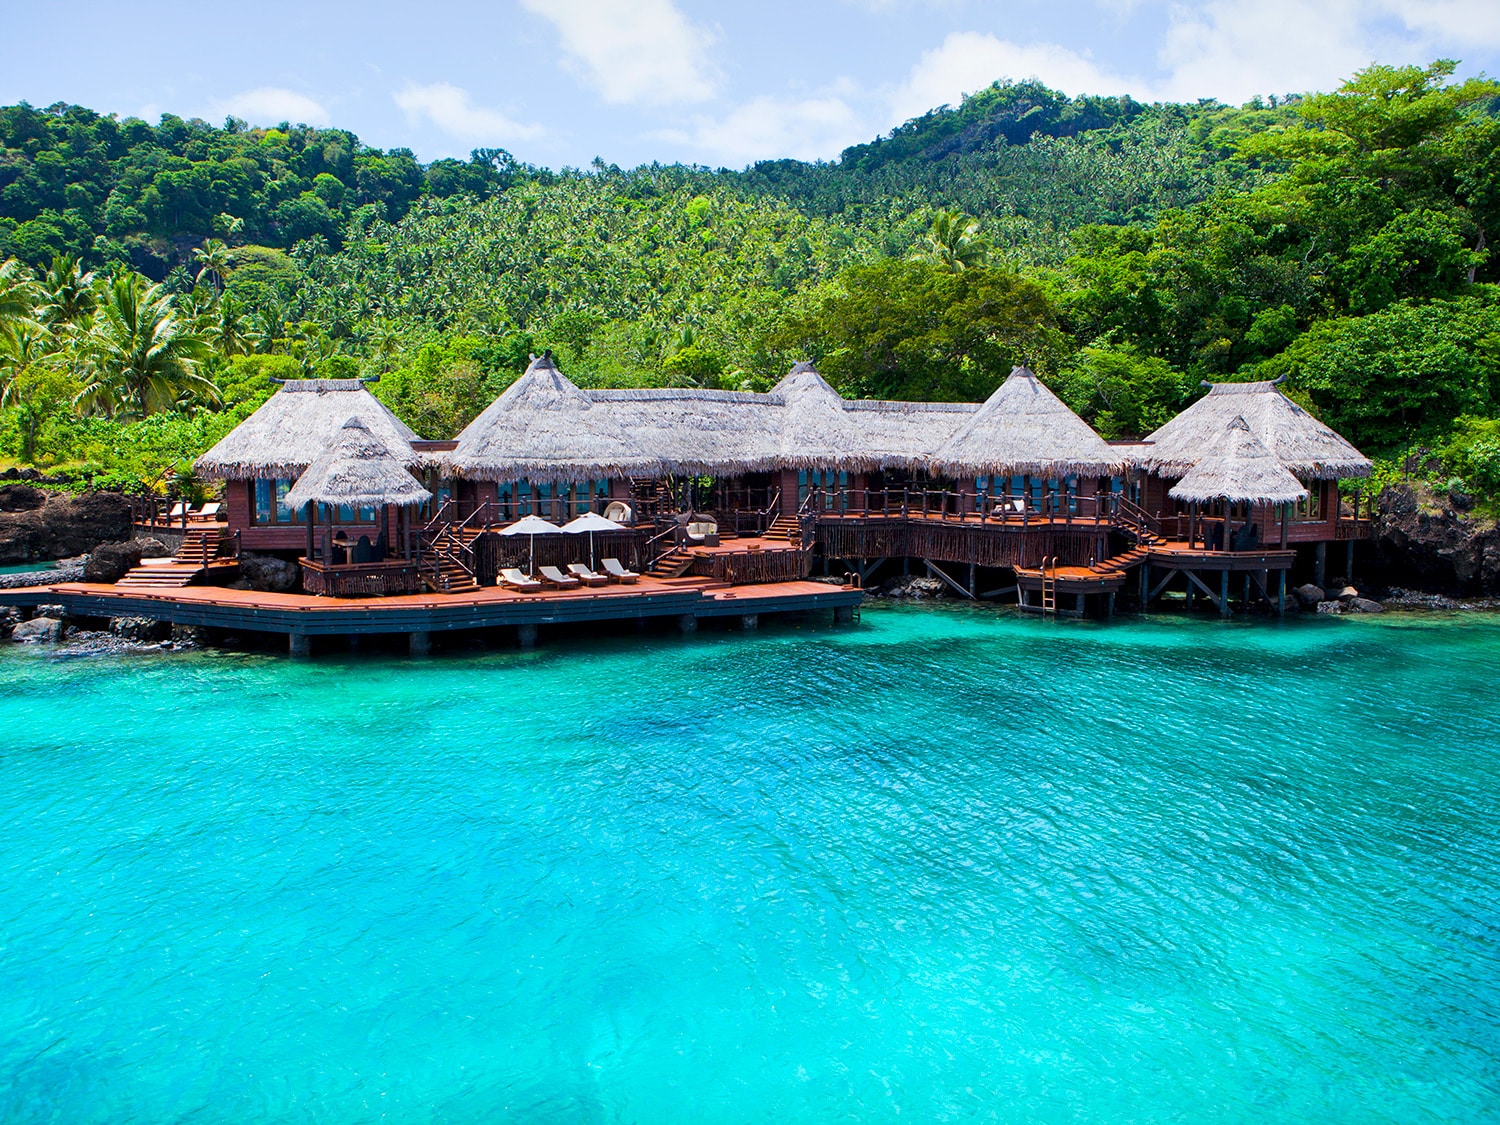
top-left (0, 605), bottom-right (1497, 1123)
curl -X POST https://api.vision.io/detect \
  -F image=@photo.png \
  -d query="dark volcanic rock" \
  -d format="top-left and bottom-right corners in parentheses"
top-left (880, 575), bottom-right (946, 599)
top-left (1369, 483), bottom-right (1500, 595)
top-left (0, 487), bottom-right (132, 564)
top-left (110, 616), bottom-right (172, 642)
top-left (0, 606), bottom-right (18, 637)
top-left (1294, 583), bottom-right (1325, 608)
top-left (10, 616), bottom-right (63, 643)
top-left (84, 540), bottom-right (147, 583)
top-left (239, 552), bottom-right (299, 593)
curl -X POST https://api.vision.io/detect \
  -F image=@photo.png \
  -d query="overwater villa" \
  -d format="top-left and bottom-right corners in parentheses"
top-left (5, 355), bottom-right (1372, 650)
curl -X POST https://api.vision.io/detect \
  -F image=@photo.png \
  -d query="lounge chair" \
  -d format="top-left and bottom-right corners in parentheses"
top-left (537, 565), bottom-right (582, 590)
top-left (499, 567), bottom-right (543, 592)
top-left (686, 519), bottom-right (719, 547)
top-left (601, 558), bottom-right (639, 584)
top-left (566, 563), bottom-right (610, 587)
top-left (603, 500), bottom-right (634, 525)
top-left (188, 502), bottom-right (221, 522)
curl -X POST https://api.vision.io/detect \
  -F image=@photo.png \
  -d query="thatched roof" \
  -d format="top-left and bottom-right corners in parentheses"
top-left (932, 366), bottom-right (1124, 478)
top-left (284, 417), bottom-right (432, 510)
top-left (588, 387), bottom-right (782, 475)
top-left (447, 354), bottom-right (663, 483)
top-left (1169, 416), bottom-right (1310, 505)
top-left (846, 399), bottom-right (978, 470)
top-left (772, 362), bottom-right (851, 467)
top-left (1141, 380), bottom-right (1371, 479)
top-left (196, 378), bottom-right (420, 480)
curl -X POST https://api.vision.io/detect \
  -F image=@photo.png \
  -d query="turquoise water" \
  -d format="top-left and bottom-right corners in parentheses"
top-left (1, 606), bottom-right (1498, 1123)
top-left (0, 562), bottom-right (55, 576)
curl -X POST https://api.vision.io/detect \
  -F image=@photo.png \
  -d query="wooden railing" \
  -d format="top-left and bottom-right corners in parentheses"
top-left (797, 486), bottom-right (1120, 526)
top-left (299, 558), bottom-right (420, 597)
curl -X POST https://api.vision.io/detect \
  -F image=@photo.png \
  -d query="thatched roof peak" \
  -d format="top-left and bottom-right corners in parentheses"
top-left (196, 378), bottom-right (419, 481)
top-left (771, 362), bottom-right (842, 403)
top-left (448, 354), bottom-right (662, 482)
top-left (1169, 415), bottom-right (1309, 505)
top-left (285, 416), bottom-right (432, 510)
top-left (931, 365), bottom-right (1124, 478)
top-left (1141, 378), bottom-right (1371, 479)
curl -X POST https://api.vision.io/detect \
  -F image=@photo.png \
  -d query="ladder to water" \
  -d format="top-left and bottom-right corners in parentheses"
top-left (1039, 556), bottom-right (1057, 616)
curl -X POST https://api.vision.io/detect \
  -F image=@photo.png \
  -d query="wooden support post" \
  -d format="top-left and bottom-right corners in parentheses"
top-left (1074, 593), bottom-right (1085, 615)
top-left (1219, 568), bottom-right (1230, 618)
top-left (833, 605), bottom-right (854, 624)
top-left (1278, 569), bottom-right (1286, 617)
top-left (1107, 591), bottom-right (1115, 618)
top-left (1140, 562), bottom-right (1149, 604)
top-left (968, 563), bottom-right (976, 596)
top-left (1315, 542), bottom-right (1327, 589)
top-left (517, 623), bottom-right (538, 649)
top-left (1345, 538), bottom-right (1355, 583)
top-left (288, 631), bottom-right (310, 658)
top-left (409, 631), bottom-right (431, 656)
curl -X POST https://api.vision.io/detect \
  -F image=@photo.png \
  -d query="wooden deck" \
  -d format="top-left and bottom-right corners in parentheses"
top-left (0, 575), bottom-right (861, 639)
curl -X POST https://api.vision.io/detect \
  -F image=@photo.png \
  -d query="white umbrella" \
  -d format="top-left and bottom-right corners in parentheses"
top-left (562, 511), bottom-right (624, 570)
top-left (499, 514), bottom-right (563, 575)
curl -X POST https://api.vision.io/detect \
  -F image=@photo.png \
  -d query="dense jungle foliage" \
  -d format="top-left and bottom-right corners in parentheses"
top-left (1, 61), bottom-right (1498, 502)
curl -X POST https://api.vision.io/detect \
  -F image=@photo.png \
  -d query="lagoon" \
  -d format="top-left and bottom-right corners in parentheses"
top-left (1, 606), bottom-right (1497, 1122)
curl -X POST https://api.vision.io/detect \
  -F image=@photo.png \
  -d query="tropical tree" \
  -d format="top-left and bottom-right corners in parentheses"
top-left (76, 273), bottom-right (216, 419)
top-left (37, 254), bottom-right (94, 327)
top-left (207, 293), bottom-right (256, 358)
top-left (192, 238), bottom-right (234, 293)
top-left (909, 211), bottom-right (992, 272)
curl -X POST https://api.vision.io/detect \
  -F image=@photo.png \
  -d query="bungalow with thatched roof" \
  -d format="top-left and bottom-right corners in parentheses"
top-left (1169, 416), bottom-right (1308, 551)
top-left (443, 357), bottom-right (1117, 522)
top-left (195, 377), bottom-right (426, 552)
top-left (1131, 377), bottom-right (1372, 548)
top-left (283, 417), bottom-right (433, 594)
top-left (932, 366), bottom-right (1126, 515)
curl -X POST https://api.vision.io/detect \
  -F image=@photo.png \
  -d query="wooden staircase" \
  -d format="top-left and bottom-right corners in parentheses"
top-left (762, 515), bottom-right (800, 542)
top-left (422, 528), bottom-right (480, 593)
top-left (115, 524), bottom-right (235, 590)
top-left (647, 548), bottom-right (694, 579)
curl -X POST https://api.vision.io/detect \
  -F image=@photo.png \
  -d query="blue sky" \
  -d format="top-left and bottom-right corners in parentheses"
top-left (5, 1), bottom-right (1498, 168)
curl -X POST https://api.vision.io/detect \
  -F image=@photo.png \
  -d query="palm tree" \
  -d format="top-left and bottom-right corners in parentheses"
top-left (0, 317), bottom-right (53, 406)
top-left (38, 254), bottom-right (95, 327)
top-left (0, 258), bottom-right (40, 326)
top-left (192, 238), bottom-right (234, 293)
top-left (251, 296), bottom-right (288, 353)
top-left (909, 211), bottom-right (992, 272)
top-left (209, 293), bottom-right (255, 357)
top-left (76, 273), bottom-right (217, 419)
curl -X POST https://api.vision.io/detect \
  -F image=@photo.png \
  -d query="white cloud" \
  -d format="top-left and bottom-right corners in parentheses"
top-left (1157, 0), bottom-right (1500, 104)
top-left (888, 31), bottom-right (1144, 126)
top-left (393, 82), bottom-right (544, 142)
top-left (519, 0), bottom-right (719, 105)
top-left (218, 87), bottom-right (330, 127)
top-left (659, 93), bottom-right (869, 164)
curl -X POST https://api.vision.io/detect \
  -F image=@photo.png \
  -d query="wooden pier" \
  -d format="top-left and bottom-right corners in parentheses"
top-left (0, 575), bottom-right (862, 654)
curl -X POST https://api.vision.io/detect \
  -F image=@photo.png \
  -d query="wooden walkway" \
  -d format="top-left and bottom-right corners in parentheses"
top-left (0, 575), bottom-right (861, 645)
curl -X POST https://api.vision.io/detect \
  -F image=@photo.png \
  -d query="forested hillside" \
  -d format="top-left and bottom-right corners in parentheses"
top-left (1, 62), bottom-right (1497, 505)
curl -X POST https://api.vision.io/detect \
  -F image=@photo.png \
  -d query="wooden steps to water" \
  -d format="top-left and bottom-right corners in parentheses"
top-left (117, 524), bottom-right (237, 589)
top-left (647, 549), bottom-right (694, 579)
top-left (762, 516), bottom-right (800, 542)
